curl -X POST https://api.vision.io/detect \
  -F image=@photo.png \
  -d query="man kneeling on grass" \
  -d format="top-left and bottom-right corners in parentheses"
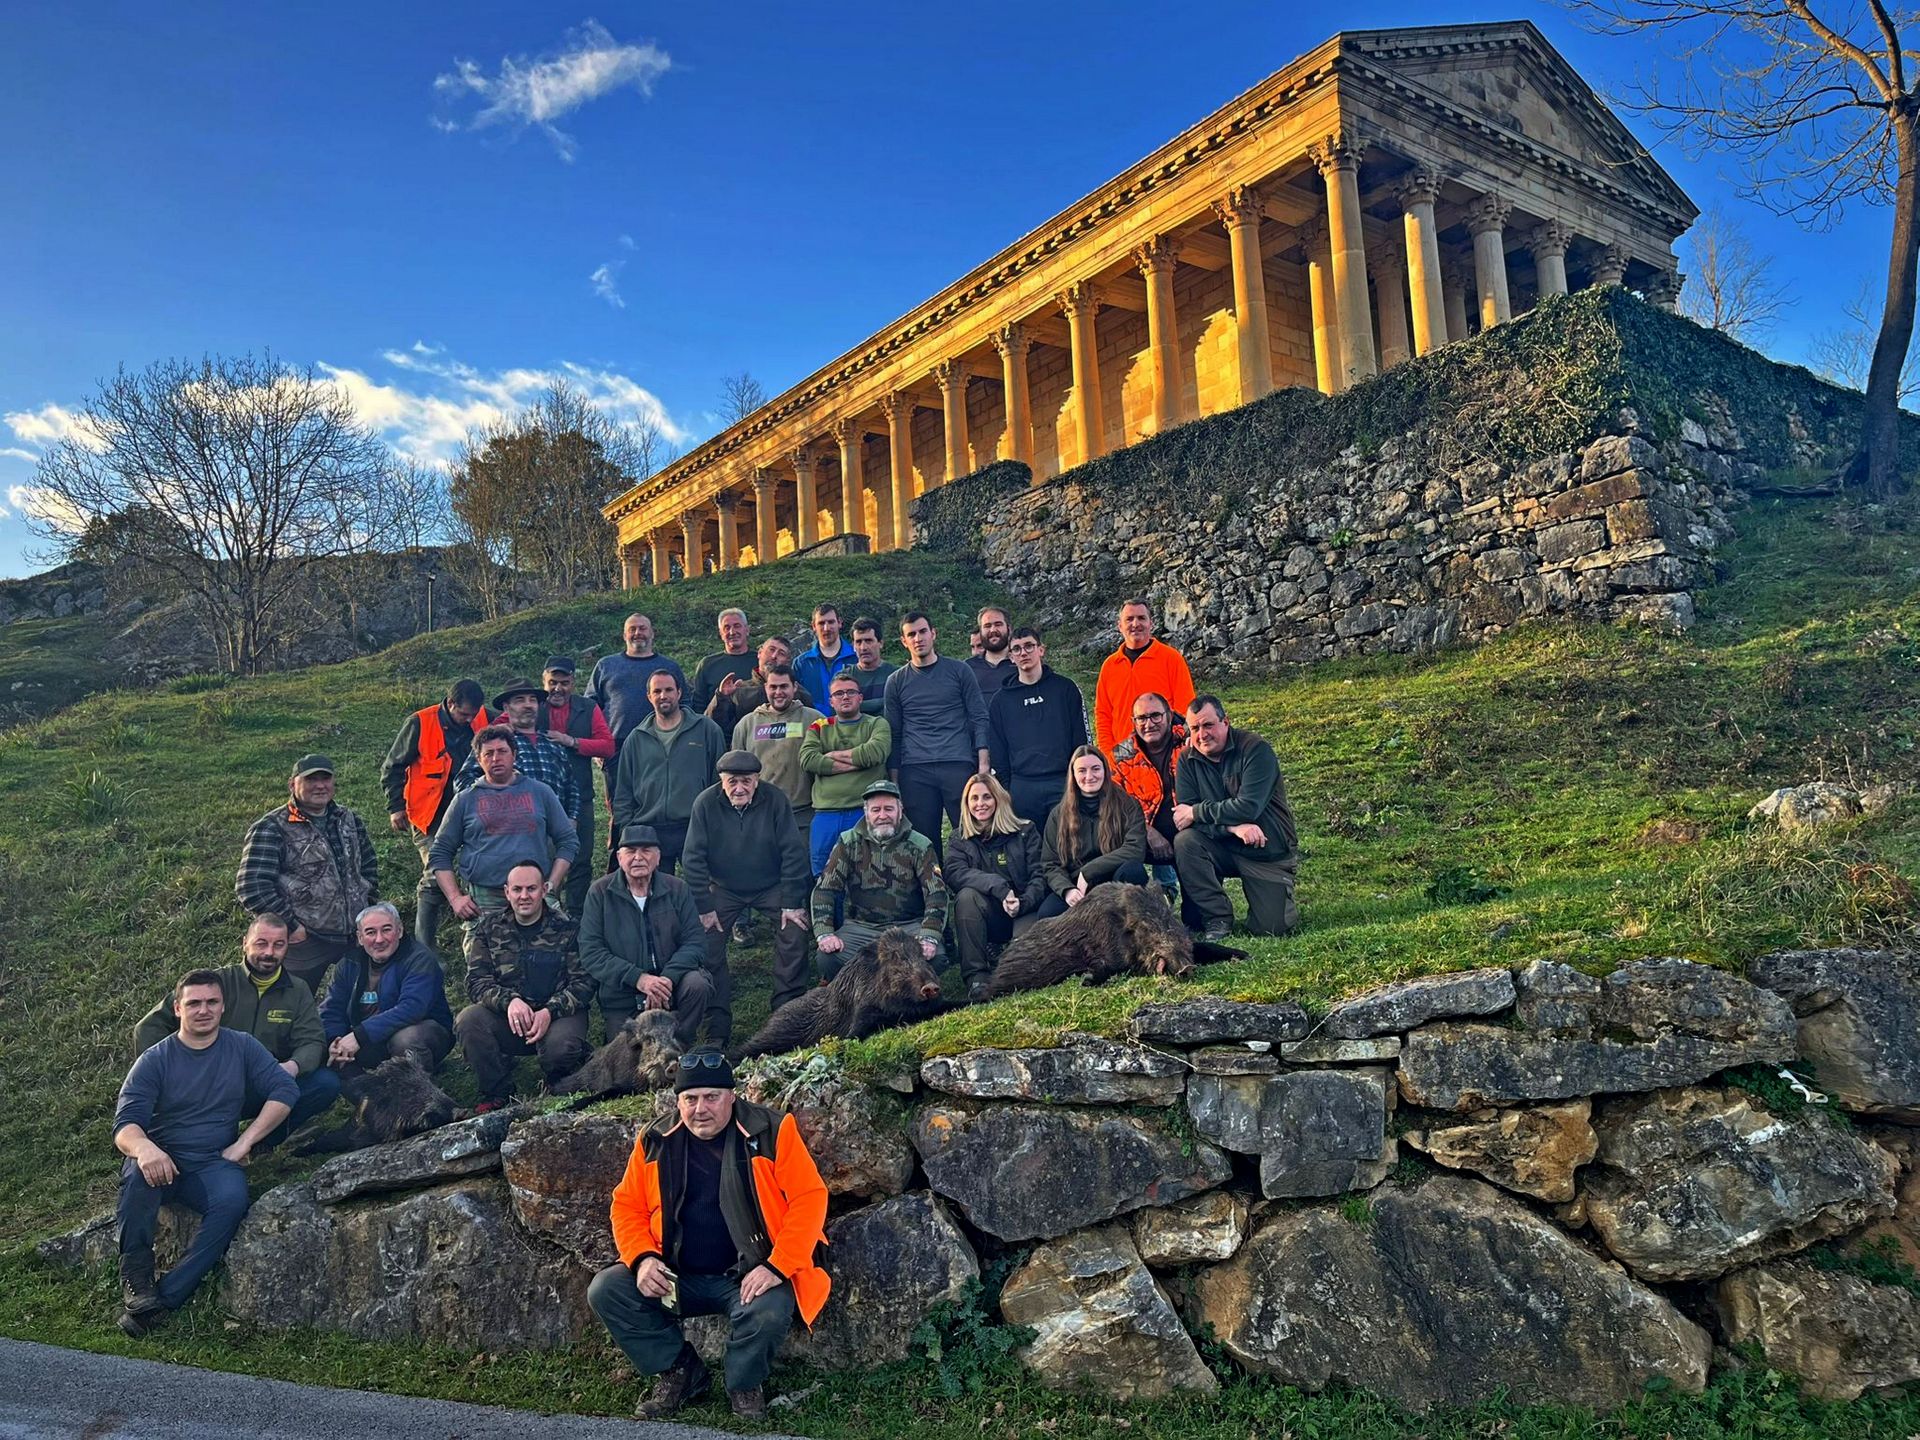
top-left (113, 968), bottom-right (298, 1336)
top-left (588, 1052), bottom-right (829, 1421)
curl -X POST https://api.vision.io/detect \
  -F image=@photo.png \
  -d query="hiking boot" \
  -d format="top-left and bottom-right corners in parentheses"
top-left (1199, 921), bottom-right (1234, 943)
top-left (966, 980), bottom-right (990, 1004)
top-left (728, 1385), bottom-right (768, 1419)
top-left (634, 1346), bottom-right (711, 1420)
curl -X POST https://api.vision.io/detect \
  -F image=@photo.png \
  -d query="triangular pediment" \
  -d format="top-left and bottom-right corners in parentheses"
top-left (1339, 22), bottom-right (1696, 222)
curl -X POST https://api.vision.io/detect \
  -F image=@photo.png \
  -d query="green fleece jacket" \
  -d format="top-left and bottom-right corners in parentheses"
top-left (798, 712), bottom-right (892, 810)
top-left (132, 963), bottom-right (325, 1075)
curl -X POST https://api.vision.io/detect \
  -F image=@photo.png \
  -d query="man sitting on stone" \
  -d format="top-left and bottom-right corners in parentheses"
top-left (320, 902), bottom-right (456, 1077)
top-left (132, 913), bottom-right (339, 1149)
top-left (580, 824), bottom-right (713, 1048)
top-left (681, 751), bottom-right (812, 1029)
top-left (1110, 692), bottom-right (1186, 897)
top-left (730, 662), bottom-right (823, 842)
top-left (1172, 694), bottom-right (1300, 938)
top-left (811, 779), bottom-right (949, 974)
top-left (453, 679), bottom-right (578, 819)
top-left (430, 724), bottom-right (578, 918)
top-left (799, 671), bottom-right (891, 874)
top-left (235, 753), bottom-right (379, 991)
top-left (588, 1052), bottom-right (829, 1420)
top-left (113, 968), bottom-right (298, 1336)
top-left (455, 860), bottom-right (597, 1111)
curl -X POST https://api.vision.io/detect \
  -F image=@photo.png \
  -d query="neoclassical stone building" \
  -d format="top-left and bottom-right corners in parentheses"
top-left (606, 21), bottom-right (1696, 583)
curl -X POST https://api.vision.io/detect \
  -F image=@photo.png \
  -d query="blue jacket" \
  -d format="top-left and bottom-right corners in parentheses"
top-left (791, 641), bottom-right (859, 711)
top-left (321, 937), bottom-right (454, 1050)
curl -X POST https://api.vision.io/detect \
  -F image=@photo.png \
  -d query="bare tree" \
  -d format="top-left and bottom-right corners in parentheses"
top-left (719, 371), bottom-right (766, 424)
top-left (1812, 282), bottom-right (1920, 400)
top-left (1680, 206), bottom-right (1792, 337)
top-left (25, 354), bottom-right (391, 673)
top-left (1570, 0), bottom-right (1918, 497)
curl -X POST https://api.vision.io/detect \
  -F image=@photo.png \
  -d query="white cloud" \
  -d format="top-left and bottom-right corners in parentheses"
top-left (433, 20), bottom-right (671, 161)
top-left (7, 483), bottom-right (87, 534)
top-left (589, 262), bottom-right (625, 309)
top-left (5, 402), bottom-right (105, 453)
top-left (1, 447), bottom-right (38, 463)
top-left (318, 349), bottom-right (688, 463)
top-left (618, 234), bottom-right (635, 251)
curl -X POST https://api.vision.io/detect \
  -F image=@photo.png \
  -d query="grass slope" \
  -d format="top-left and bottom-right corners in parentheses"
top-left (2, 498), bottom-right (1918, 1437)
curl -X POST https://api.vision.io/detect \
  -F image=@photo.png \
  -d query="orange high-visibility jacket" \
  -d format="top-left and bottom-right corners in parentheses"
top-left (609, 1099), bottom-right (831, 1326)
top-left (401, 703), bottom-right (489, 832)
top-left (1094, 639), bottom-right (1196, 756)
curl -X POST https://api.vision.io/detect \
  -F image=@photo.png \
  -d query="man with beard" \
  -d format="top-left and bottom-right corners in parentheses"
top-left (131, 913), bottom-right (339, 1149)
top-left (1109, 692), bottom-right (1186, 897)
top-left (320, 902), bottom-right (456, 1076)
top-left (586, 613), bottom-right (689, 756)
top-left (811, 781), bottom-right (948, 973)
top-left (611, 669), bottom-right (724, 876)
top-left (965, 606), bottom-right (1017, 696)
top-left (705, 635), bottom-right (813, 738)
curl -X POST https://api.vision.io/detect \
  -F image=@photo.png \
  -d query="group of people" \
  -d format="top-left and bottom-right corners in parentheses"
top-left (110, 594), bottom-right (1299, 1419)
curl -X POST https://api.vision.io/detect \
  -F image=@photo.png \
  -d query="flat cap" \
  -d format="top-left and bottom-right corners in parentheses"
top-left (716, 749), bottom-right (762, 775)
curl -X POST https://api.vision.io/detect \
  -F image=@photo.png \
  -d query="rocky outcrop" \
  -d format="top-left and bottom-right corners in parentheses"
top-left (1001, 1225), bottom-right (1217, 1400)
top-left (1715, 1259), bottom-right (1920, 1399)
top-left (1749, 948), bottom-right (1920, 1120)
top-left (1402, 1100), bottom-right (1595, 1202)
top-left (1127, 998), bottom-right (1308, 1045)
top-left (1399, 958), bottom-right (1796, 1110)
top-left (223, 1179), bottom-right (590, 1349)
top-left (740, 1068), bottom-right (917, 1198)
top-left (1582, 1087), bottom-right (1898, 1282)
top-left (912, 1103), bottom-right (1231, 1241)
top-left (1189, 1176), bottom-right (1712, 1411)
top-left (919, 1036), bottom-right (1185, 1105)
top-left (1322, 967), bottom-right (1515, 1039)
top-left (499, 1111), bottom-right (642, 1268)
top-left (310, 1111), bottom-right (514, 1204)
top-left (1188, 1068), bottom-right (1394, 1197)
top-left (789, 1192), bottom-right (978, 1370)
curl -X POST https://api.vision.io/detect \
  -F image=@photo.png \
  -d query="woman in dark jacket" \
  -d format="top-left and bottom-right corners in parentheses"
top-left (944, 773), bottom-right (1046, 1000)
top-left (1041, 745), bottom-right (1149, 915)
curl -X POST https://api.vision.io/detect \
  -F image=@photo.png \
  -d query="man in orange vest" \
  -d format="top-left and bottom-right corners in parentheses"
top-left (380, 679), bottom-right (488, 949)
top-left (1093, 599), bottom-right (1196, 757)
top-left (587, 1051), bottom-right (829, 1421)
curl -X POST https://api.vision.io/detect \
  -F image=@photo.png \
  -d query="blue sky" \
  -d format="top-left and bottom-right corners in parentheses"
top-left (0, 1), bottom-right (1898, 578)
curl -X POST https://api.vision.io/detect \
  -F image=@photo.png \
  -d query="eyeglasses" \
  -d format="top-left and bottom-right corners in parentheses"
top-left (1135, 713), bottom-right (1169, 725)
top-left (677, 1052), bottom-right (728, 1071)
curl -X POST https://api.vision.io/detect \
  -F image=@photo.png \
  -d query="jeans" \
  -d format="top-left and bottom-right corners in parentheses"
top-left (588, 1263), bottom-right (797, 1394)
top-left (117, 1158), bottom-right (251, 1312)
top-left (808, 808), bottom-right (862, 875)
top-left (260, 1067), bottom-right (343, 1149)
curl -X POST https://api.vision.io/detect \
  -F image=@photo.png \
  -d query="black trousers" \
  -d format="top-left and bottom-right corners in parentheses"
top-left (1173, 829), bottom-right (1298, 935)
top-left (896, 761), bottom-right (974, 861)
top-left (453, 1004), bottom-right (592, 1101)
top-left (588, 1263), bottom-right (796, 1394)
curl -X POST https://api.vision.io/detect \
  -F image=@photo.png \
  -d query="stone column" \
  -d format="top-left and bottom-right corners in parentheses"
top-left (1467, 195), bottom-right (1513, 329)
top-left (880, 391), bottom-right (913, 550)
top-left (649, 530), bottom-right (670, 586)
top-left (1057, 281), bottom-right (1105, 464)
top-left (990, 323), bottom-right (1033, 467)
top-left (832, 418), bottom-right (864, 538)
top-left (791, 449), bottom-right (819, 549)
top-left (745, 471), bottom-right (773, 565)
top-left (680, 509), bottom-right (703, 578)
top-left (1591, 243), bottom-right (1629, 288)
top-left (716, 491), bottom-right (742, 570)
top-left (1394, 168), bottom-right (1448, 357)
top-left (1442, 257), bottom-right (1472, 342)
top-left (1303, 221), bottom-right (1341, 395)
top-left (1309, 131), bottom-right (1377, 387)
top-left (1370, 243), bottom-right (1412, 369)
top-left (1528, 221), bottom-right (1572, 299)
top-left (1645, 270), bottom-right (1683, 311)
top-left (1213, 185), bottom-right (1273, 403)
top-left (1135, 235), bottom-right (1185, 432)
top-left (932, 359), bottom-right (970, 482)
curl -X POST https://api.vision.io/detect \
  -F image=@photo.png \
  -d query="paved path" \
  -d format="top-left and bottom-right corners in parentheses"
top-left (0, 1337), bottom-right (803, 1439)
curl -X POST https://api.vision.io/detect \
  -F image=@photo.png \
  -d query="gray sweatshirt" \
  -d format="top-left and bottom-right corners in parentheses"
top-left (429, 774), bottom-right (579, 887)
top-left (884, 656), bottom-right (990, 770)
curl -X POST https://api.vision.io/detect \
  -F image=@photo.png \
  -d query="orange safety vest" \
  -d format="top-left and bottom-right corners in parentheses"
top-left (402, 704), bottom-right (489, 832)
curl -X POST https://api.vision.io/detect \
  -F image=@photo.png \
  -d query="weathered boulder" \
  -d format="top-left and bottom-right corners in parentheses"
top-left (1188, 1175), bottom-right (1711, 1411)
top-left (1001, 1224), bottom-right (1217, 1400)
top-left (1583, 1087), bottom-right (1898, 1282)
top-left (1323, 967), bottom-right (1515, 1039)
top-left (37, 1207), bottom-right (197, 1272)
top-left (1749, 782), bottom-right (1861, 835)
top-left (1748, 948), bottom-right (1920, 1120)
top-left (1188, 1068), bottom-right (1392, 1197)
top-left (1280, 1036), bottom-right (1400, 1064)
top-left (912, 1103), bottom-right (1231, 1241)
top-left (1400, 958), bottom-right (1796, 1110)
top-left (739, 1068), bottom-right (917, 1198)
top-left (1132, 1189), bottom-right (1249, 1266)
top-left (919, 1035), bottom-right (1185, 1105)
top-left (1402, 1100), bottom-right (1596, 1202)
top-left (1188, 1045), bottom-right (1281, 1075)
top-left (1715, 1259), bottom-right (1920, 1400)
top-left (223, 1179), bottom-right (590, 1348)
top-left (787, 1192), bottom-right (978, 1370)
top-left (1127, 997), bottom-right (1308, 1045)
top-left (499, 1110), bottom-right (643, 1268)
top-left (310, 1111), bottom-right (514, 1204)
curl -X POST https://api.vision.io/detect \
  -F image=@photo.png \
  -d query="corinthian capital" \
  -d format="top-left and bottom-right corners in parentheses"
top-left (1393, 166), bottom-right (1443, 210)
top-left (989, 322), bottom-right (1030, 359)
top-left (1212, 184), bottom-right (1264, 230)
top-left (1466, 194), bottom-right (1511, 236)
top-left (789, 446), bottom-right (816, 474)
top-left (1527, 219), bottom-right (1573, 257)
top-left (1133, 235), bottom-right (1181, 277)
top-left (1307, 128), bottom-right (1367, 175)
top-left (1056, 280), bottom-right (1103, 321)
top-left (931, 357), bottom-right (969, 392)
top-left (878, 391), bottom-right (915, 424)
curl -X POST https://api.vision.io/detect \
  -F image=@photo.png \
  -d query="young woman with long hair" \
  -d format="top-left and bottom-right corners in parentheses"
top-left (944, 772), bottom-right (1046, 1001)
top-left (1040, 745), bottom-right (1148, 914)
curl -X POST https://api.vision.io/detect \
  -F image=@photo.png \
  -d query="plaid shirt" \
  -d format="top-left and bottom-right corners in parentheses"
top-left (452, 730), bottom-right (577, 816)
top-left (235, 802), bottom-right (378, 924)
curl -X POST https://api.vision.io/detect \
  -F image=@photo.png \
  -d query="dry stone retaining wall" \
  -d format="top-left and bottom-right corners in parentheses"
top-left (43, 947), bottom-right (1920, 1410)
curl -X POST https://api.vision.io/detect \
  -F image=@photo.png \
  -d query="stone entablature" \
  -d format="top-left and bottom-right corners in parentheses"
top-left (606, 21), bottom-right (1697, 587)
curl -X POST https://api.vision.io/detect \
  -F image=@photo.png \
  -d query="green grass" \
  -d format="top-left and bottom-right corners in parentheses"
top-left (0, 612), bottom-right (127, 725)
top-left (2, 497), bottom-right (1918, 1435)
